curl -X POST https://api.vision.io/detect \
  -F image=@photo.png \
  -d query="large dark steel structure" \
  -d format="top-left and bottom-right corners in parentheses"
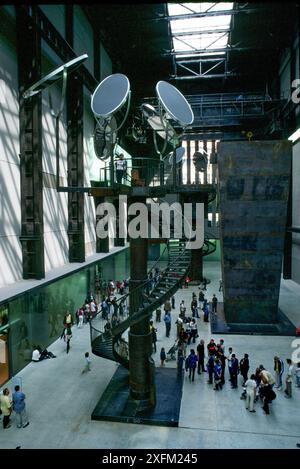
top-left (218, 140), bottom-right (292, 324)
top-left (17, 6), bottom-right (45, 279)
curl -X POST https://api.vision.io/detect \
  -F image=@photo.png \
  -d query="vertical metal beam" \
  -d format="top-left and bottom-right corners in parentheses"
top-left (65, 5), bottom-right (73, 46)
top-left (211, 140), bottom-right (217, 185)
top-left (94, 196), bottom-right (110, 253)
top-left (203, 140), bottom-right (208, 184)
top-left (16, 6), bottom-right (45, 280)
top-left (128, 196), bottom-right (155, 409)
top-left (65, 4), bottom-right (85, 261)
top-left (113, 198), bottom-right (125, 247)
top-left (67, 74), bottom-right (85, 262)
top-left (195, 140), bottom-right (199, 184)
top-left (187, 140), bottom-right (191, 184)
top-left (283, 163), bottom-right (292, 279)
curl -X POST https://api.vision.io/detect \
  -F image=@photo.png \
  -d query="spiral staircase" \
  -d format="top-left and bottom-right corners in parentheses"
top-left (90, 238), bottom-right (191, 368)
top-left (90, 234), bottom-right (217, 368)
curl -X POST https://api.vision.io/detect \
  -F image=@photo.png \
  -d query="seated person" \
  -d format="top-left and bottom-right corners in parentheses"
top-left (32, 345), bottom-right (56, 362)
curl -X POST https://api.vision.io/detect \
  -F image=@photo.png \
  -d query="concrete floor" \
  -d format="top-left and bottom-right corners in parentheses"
top-left (0, 261), bottom-right (300, 449)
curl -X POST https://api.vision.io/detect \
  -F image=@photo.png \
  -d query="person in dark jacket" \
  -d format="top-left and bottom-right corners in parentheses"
top-left (211, 294), bottom-right (218, 313)
top-left (207, 353), bottom-right (215, 384)
top-left (261, 384), bottom-right (275, 414)
top-left (213, 358), bottom-right (223, 390)
top-left (197, 339), bottom-right (205, 374)
top-left (203, 301), bottom-right (209, 322)
top-left (274, 356), bottom-right (284, 390)
top-left (207, 338), bottom-right (217, 356)
top-left (186, 349), bottom-right (198, 382)
top-left (150, 320), bottom-right (157, 353)
top-left (177, 349), bottom-right (185, 375)
top-left (231, 354), bottom-right (239, 388)
top-left (239, 353), bottom-right (250, 385)
top-left (218, 350), bottom-right (226, 385)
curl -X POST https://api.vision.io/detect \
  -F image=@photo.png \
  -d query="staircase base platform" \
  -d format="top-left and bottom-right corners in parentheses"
top-left (91, 366), bottom-right (184, 427)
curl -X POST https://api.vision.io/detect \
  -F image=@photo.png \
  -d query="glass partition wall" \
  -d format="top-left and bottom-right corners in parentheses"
top-left (0, 249), bottom-right (129, 385)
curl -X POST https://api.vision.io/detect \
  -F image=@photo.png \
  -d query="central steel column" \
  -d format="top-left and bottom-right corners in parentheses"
top-left (128, 196), bottom-right (156, 409)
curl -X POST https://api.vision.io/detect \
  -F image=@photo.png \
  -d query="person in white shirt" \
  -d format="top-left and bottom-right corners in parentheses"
top-left (77, 309), bottom-right (84, 328)
top-left (32, 349), bottom-right (41, 362)
top-left (115, 153), bottom-right (127, 184)
top-left (244, 374), bottom-right (257, 412)
top-left (32, 346), bottom-right (56, 362)
top-left (81, 352), bottom-right (92, 374)
top-left (284, 358), bottom-right (294, 398)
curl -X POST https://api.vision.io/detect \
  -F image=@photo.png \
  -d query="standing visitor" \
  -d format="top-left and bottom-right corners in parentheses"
top-left (115, 153), bottom-right (127, 184)
top-left (211, 294), bottom-right (218, 314)
top-left (296, 362), bottom-right (300, 388)
top-left (164, 311), bottom-right (171, 337)
top-left (284, 358), bottom-right (294, 398)
top-left (197, 339), bottom-right (205, 374)
top-left (213, 358), bottom-right (223, 390)
top-left (186, 349), bottom-right (198, 382)
top-left (244, 374), bottom-right (257, 413)
top-left (231, 354), bottom-right (239, 388)
top-left (12, 385), bottom-right (30, 428)
top-left (82, 352), bottom-right (92, 374)
top-left (239, 353), bottom-right (250, 385)
top-left (274, 356), bottom-right (284, 390)
top-left (65, 327), bottom-right (72, 354)
top-left (150, 321), bottom-right (157, 353)
top-left (160, 347), bottom-right (166, 367)
top-left (0, 388), bottom-right (12, 429)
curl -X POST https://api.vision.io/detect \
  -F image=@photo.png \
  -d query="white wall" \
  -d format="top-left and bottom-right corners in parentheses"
top-left (83, 86), bottom-right (98, 257)
top-left (0, 9), bottom-right (22, 287)
top-left (41, 41), bottom-right (69, 272)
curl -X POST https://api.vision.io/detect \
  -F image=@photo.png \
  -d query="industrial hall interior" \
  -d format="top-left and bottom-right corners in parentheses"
top-left (1, 2), bottom-right (300, 450)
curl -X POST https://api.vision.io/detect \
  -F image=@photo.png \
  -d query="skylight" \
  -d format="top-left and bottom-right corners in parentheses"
top-left (167, 2), bottom-right (234, 59)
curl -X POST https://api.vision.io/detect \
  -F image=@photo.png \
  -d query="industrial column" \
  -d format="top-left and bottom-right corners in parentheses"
top-left (16, 6), bottom-right (45, 279)
top-left (128, 196), bottom-right (155, 410)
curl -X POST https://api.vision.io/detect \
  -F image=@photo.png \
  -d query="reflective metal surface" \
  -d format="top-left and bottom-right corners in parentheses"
top-left (156, 81), bottom-right (194, 126)
top-left (91, 73), bottom-right (130, 117)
